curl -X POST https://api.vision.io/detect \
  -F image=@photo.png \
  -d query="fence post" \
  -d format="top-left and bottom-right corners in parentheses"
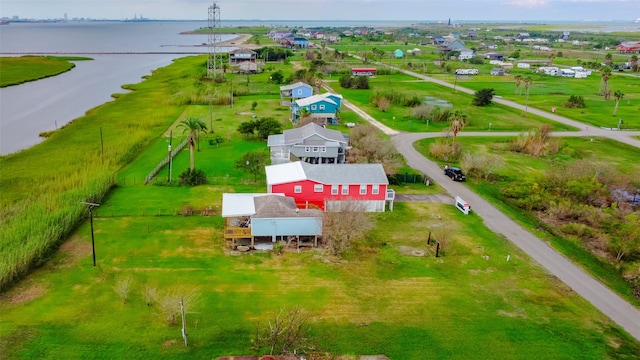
top-left (427, 231), bottom-right (431, 245)
top-left (435, 241), bottom-right (440, 257)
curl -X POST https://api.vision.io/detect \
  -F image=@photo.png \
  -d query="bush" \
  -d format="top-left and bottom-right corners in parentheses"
top-left (179, 168), bottom-right (207, 186)
top-left (339, 73), bottom-right (353, 88)
top-left (428, 138), bottom-right (463, 162)
top-left (564, 95), bottom-right (585, 108)
top-left (412, 105), bottom-right (432, 121)
top-left (473, 88), bottom-right (495, 106)
top-left (429, 106), bottom-right (453, 123)
top-left (469, 57), bottom-right (485, 65)
top-left (374, 96), bottom-right (390, 112)
top-left (460, 152), bottom-right (504, 181)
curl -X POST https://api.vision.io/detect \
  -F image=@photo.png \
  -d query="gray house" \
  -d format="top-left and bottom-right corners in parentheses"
top-left (267, 123), bottom-right (347, 165)
top-left (222, 193), bottom-right (322, 250)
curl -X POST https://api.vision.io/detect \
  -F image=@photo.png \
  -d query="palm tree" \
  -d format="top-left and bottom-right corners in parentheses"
top-left (604, 53), bottom-right (613, 67)
top-left (612, 90), bottom-right (624, 116)
top-left (450, 111), bottom-right (467, 144)
top-left (631, 54), bottom-right (638, 72)
top-left (523, 76), bottom-right (533, 116)
top-left (514, 74), bottom-right (523, 95)
top-left (548, 53), bottom-right (556, 65)
top-left (178, 117), bottom-right (207, 171)
top-left (599, 67), bottom-right (612, 97)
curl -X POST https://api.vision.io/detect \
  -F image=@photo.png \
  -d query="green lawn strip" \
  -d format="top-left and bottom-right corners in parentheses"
top-left (336, 76), bottom-right (576, 133)
top-left (415, 136), bottom-right (640, 306)
top-left (0, 56), bottom-right (91, 87)
top-left (1, 199), bottom-right (637, 358)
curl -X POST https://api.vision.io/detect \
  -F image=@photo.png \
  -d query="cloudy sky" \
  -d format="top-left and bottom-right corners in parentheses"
top-left (2, 0), bottom-right (639, 21)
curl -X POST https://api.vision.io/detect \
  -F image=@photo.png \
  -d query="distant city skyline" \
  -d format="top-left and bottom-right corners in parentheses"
top-left (1, 0), bottom-right (639, 22)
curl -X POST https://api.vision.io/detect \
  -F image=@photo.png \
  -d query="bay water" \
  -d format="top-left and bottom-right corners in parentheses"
top-left (0, 21), bottom-right (227, 155)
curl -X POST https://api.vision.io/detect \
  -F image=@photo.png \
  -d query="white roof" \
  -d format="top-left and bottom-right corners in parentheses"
top-left (221, 193), bottom-right (283, 217)
top-left (294, 94), bottom-right (337, 107)
top-left (265, 162), bottom-right (307, 186)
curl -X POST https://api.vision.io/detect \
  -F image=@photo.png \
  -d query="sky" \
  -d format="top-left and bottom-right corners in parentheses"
top-left (1, 0), bottom-right (639, 22)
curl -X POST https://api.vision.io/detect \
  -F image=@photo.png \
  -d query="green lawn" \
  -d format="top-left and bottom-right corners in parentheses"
top-left (415, 136), bottom-right (640, 306)
top-left (0, 56), bottom-right (91, 87)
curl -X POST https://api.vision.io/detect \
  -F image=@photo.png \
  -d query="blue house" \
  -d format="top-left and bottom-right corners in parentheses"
top-left (394, 49), bottom-right (404, 58)
top-left (293, 37), bottom-right (309, 48)
top-left (280, 82), bottom-right (313, 106)
top-left (291, 93), bottom-right (341, 125)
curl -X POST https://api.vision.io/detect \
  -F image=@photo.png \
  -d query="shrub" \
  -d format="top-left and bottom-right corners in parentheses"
top-left (429, 106), bottom-right (453, 123)
top-left (339, 73), bottom-right (353, 88)
top-left (405, 95), bottom-right (422, 107)
top-left (460, 152), bottom-right (504, 181)
top-left (412, 105), bottom-right (432, 121)
top-left (374, 96), bottom-right (390, 112)
top-left (428, 138), bottom-right (463, 162)
top-left (269, 70), bottom-right (284, 84)
top-left (564, 95), bottom-right (585, 108)
top-left (473, 88), bottom-right (495, 106)
top-left (354, 75), bottom-right (370, 89)
top-left (469, 57), bottom-right (485, 65)
top-left (179, 168), bottom-right (207, 186)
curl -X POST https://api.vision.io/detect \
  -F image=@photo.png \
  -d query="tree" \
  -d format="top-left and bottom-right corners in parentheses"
top-left (631, 54), bottom-right (639, 72)
top-left (599, 66), bottom-right (612, 98)
top-left (523, 76), bottom-right (533, 116)
top-left (450, 111), bottom-right (466, 144)
top-left (155, 287), bottom-right (201, 326)
top-left (514, 74), bottom-right (523, 95)
top-left (613, 90), bottom-right (624, 116)
top-left (255, 117), bottom-right (283, 139)
top-left (347, 124), bottom-right (402, 173)
top-left (472, 88), bottom-right (495, 106)
top-left (297, 108), bottom-right (311, 125)
top-left (269, 70), bottom-right (284, 84)
top-left (113, 274), bottom-right (134, 304)
top-left (610, 214), bottom-right (640, 262)
top-left (322, 201), bottom-right (373, 256)
top-left (235, 150), bottom-right (268, 182)
top-left (178, 117), bottom-right (207, 171)
top-left (237, 121), bottom-right (256, 138)
top-left (548, 53), bottom-right (556, 65)
top-left (253, 307), bottom-right (312, 356)
top-left (604, 52), bottom-right (613, 66)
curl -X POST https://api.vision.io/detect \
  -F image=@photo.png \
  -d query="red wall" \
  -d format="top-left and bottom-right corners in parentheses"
top-left (270, 180), bottom-right (387, 210)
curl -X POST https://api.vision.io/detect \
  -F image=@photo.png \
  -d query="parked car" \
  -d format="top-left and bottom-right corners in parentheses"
top-left (444, 167), bottom-right (466, 181)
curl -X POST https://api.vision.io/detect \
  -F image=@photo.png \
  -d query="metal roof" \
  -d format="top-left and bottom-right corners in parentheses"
top-left (280, 81), bottom-right (313, 91)
top-left (266, 161), bottom-right (388, 186)
top-left (253, 195), bottom-right (322, 218)
top-left (294, 95), bottom-right (337, 107)
top-left (283, 123), bottom-right (346, 145)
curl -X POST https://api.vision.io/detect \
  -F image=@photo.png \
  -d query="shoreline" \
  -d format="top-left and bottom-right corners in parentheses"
top-left (183, 33), bottom-right (262, 50)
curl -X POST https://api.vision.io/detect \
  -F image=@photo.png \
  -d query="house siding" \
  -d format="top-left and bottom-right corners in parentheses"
top-left (270, 180), bottom-right (388, 210)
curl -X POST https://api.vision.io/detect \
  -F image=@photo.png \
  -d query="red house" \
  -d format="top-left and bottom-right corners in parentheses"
top-left (265, 161), bottom-right (394, 212)
top-left (617, 41), bottom-right (640, 53)
top-left (351, 68), bottom-right (377, 77)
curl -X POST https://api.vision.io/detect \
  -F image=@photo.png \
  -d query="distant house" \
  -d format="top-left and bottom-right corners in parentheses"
top-left (394, 49), bottom-right (404, 58)
top-left (291, 93), bottom-right (342, 125)
top-left (222, 193), bottom-right (323, 249)
top-left (280, 82), bottom-right (313, 106)
top-left (267, 122), bottom-right (348, 165)
top-left (467, 31), bottom-right (477, 38)
top-left (229, 48), bottom-right (258, 65)
top-left (561, 31), bottom-right (570, 40)
top-left (265, 161), bottom-right (394, 212)
top-left (433, 36), bottom-right (446, 45)
top-left (293, 37), bottom-right (310, 48)
top-left (458, 48), bottom-right (475, 60)
top-left (487, 43), bottom-right (499, 50)
top-left (351, 68), bottom-right (377, 77)
top-left (490, 68), bottom-right (505, 76)
top-left (518, 32), bottom-right (530, 39)
top-left (485, 52), bottom-right (505, 61)
top-left (617, 41), bottom-right (640, 53)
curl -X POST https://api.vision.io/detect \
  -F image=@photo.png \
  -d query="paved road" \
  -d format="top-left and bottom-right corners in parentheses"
top-left (323, 70), bottom-right (640, 340)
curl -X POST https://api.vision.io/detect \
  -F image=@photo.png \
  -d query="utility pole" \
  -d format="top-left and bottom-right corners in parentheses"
top-left (180, 298), bottom-right (188, 347)
top-left (80, 202), bottom-right (100, 266)
top-left (168, 131), bottom-right (173, 183)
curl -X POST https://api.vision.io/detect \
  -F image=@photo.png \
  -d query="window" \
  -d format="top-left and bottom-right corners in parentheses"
top-left (314, 184), bottom-right (323, 192)
top-left (312, 147), bottom-right (319, 152)
top-left (321, 147), bottom-right (327, 152)
top-left (360, 185), bottom-right (367, 195)
top-left (319, 105), bottom-right (325, 111)
top-left (294, 185), bottom-right (302, 193)
top-left (311, 105), bottom-right (317, 110)
top-left (372, 184), bottom-right (379, 195)
top-left (342, 185), bottom-right (349, 195)
top-left (331, 185), bottom-right (339, 195)
top-left (297, 89), bottom-right (302, 95)
top-left (305, 146), bottom-right (310, 152)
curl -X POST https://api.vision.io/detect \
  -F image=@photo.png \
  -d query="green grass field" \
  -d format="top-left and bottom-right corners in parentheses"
top-left (2, 37), bottom-right (640, 358)
top-left (0, 56), bottom-right (92, 87)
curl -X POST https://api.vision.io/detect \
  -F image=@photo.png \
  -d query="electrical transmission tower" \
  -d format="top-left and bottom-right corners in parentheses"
top-left (207, 3), bottom-right (223, 78)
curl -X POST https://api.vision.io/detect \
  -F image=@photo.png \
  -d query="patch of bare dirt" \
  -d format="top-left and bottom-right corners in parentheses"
top-left (1, 282), bottom-right (48, 304)
top-left (51, 237), bottom-right (92, 269)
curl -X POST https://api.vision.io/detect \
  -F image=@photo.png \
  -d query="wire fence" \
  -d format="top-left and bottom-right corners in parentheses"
top-left (144, 137), bottom-right (190, 184)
